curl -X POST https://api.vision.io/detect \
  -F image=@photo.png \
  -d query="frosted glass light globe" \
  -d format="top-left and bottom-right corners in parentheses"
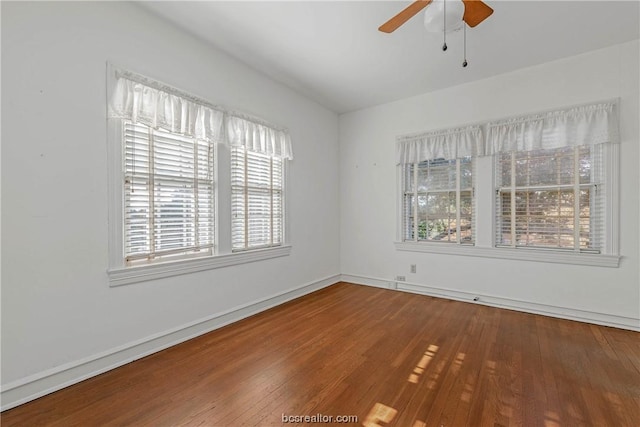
top-left (424, 0), bottom-right (465, 33)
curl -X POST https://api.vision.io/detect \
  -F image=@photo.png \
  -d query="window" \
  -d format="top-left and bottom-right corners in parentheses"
top-left (495, 145), bottom-right (602, 251)
top-left (403, 157), bottom-right (473, 244)
top-left (395, 101), bottom-right (619, 267)
top-left (231, 147), bottom-right (284, 250)
top-left (123, 121), bottom-right (215, 264)
top-left (107, 67), bottom-right (294, 285)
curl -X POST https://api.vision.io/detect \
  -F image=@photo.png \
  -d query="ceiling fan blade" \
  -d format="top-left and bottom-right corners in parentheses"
top-left (462, 0), bottom-right (494, 27)
top-left (379, 0), bottom-right (433, 33)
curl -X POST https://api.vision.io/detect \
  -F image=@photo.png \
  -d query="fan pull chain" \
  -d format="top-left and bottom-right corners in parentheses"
top-left (442, 0), bottom-right (448, 51)
top-left (462, 24), bottom-right (468, 67)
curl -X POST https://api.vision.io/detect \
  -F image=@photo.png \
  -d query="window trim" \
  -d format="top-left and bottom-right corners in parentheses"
top-left (108, 245), bottom-right (292, 287)
top-left (393, 241), bottom-right (620, 267)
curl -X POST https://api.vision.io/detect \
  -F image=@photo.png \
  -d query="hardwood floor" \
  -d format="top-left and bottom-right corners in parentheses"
top-left (2, 282), bottom-right (639, 426)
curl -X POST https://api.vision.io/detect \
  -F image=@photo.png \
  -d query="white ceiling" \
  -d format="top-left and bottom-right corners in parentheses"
top-left (140, 1), bottom-right (640, 114)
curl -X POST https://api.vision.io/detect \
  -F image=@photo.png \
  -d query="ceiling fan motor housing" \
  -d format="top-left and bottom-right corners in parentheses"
top-left (424, 0), bottom-right (465, 33)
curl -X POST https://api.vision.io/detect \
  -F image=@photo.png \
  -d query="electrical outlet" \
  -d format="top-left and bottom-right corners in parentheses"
top-left (410, 264), bottom-right (416, 273)
top-left (396, 276), bottom-right (406, 282)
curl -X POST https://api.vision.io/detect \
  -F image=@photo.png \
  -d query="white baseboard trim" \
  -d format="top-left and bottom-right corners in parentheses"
top-left (341, 274), bottom-right (640, 332)
top-left (340, 274), bottom-right (397, 289)
top-left (1, 274), bottom-right (341, 411)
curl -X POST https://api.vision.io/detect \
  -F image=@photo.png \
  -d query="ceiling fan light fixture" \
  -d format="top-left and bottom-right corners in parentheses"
top-left (424, 0), bottom-right (465, 33)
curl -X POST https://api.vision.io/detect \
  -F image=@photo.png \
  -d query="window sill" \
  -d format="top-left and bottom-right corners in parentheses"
top-left (108, 245), bottom-right (292, 287)
top-left (394, 241), bottom-right (620, 268)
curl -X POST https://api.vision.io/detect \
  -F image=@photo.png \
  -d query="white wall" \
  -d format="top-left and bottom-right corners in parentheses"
top-left (339, 40), bottom-right (640, 329)
top-left (1, 1), bottom-right (340, 407)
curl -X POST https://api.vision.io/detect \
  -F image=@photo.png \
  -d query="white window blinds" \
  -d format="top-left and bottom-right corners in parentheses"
top-left (495, 144), bottom-right (603, 252)
top-left (231, 147), bottom-right (283, 251)
top-left (124, 121), bottom-right (215, 262)
top-left (403, 158), bottom-right (474, 244)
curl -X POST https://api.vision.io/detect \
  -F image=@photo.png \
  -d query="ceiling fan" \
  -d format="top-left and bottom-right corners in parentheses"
top-left (379, 0), bottom-right (494, 33)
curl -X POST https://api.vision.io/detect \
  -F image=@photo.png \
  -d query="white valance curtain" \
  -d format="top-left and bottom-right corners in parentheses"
top-left (396, 125), bottom-right (484, 165)
top-left (109, 70), bottom-right (225, 143)
top-left (226, 115), bottom-right (293, 160)
top-left (108, 67), bottom-right (293, 159)
top-left (485, 101), bottom-right (619, 155)
top-left (396, 100), bottom-right (618, 164)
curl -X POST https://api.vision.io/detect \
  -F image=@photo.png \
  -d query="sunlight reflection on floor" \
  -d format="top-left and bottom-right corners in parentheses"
top-left (408, 344), bottom-right (439, 384)
top-left (363, 402), bottom-right (398, 427)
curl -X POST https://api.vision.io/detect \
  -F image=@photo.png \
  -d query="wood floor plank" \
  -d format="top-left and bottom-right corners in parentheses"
top-left (2, 282), bottom-right (639, 426)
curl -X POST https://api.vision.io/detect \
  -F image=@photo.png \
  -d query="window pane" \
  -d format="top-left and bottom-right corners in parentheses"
top-left (455, 216), bottom-right (473, 243)
top-left (427, 193), bottom-right (453, 216)
top-left (124, 176), bottom-right (151, 256)
top-left (197, 181), bottom-right (215, 247)
top-left (417, 195), bottom-right (427, 240)
top-left (460, 158), bottom-right (473, 189)
top-left (579, 189), bottom-right (591, 248)
top-left (405, 164), bottom-right (414, 192)
top-left (417, 163), bottom-right (428, 192)
top-left (124, 124), bottom-right (151, 176)
top-left (272, 191), bottom-right (283, 245)
top-left (416, 159), bottom-right (453, 191)
top-left (154, 132), bottom-right (195, 179)
top-left (426, 218), bottom-right (451, 241)
top-left (231, 147), bottom-right (284, 251)
top-left (498, 153), bottom-right (511, 187)
top-left (579, 146), bottom-right (591, 184)
top-left (404, 193), bottom-right (415, 240)
top-left (231, 187), bottom-right (246, 249)
top-left (515, 189), bottom-right (574, 248)
top-left (404, 158), bottom-right (473, 244)
top-left (460, 190), bottom-right (472, 216)
top-left (154, 179), bottom-right (195, 251)
top-left (426, 192), bottom-right (455, 241)
top-left (123, 121), bottom-right (215, 262)
top-left (498, 192), bottom-right (512, 245)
